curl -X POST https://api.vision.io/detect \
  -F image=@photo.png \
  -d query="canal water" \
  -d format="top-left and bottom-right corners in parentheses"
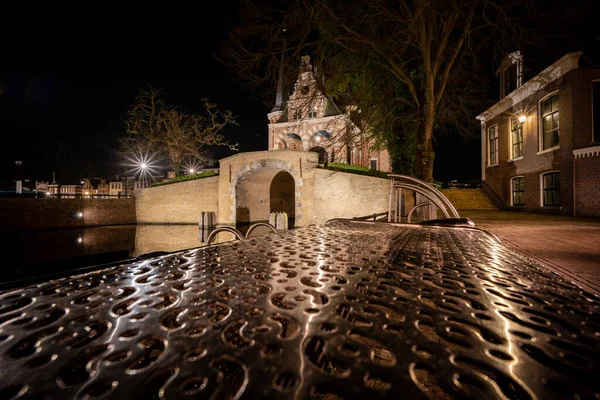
top-left (0, 224), bottom-right (272, 286)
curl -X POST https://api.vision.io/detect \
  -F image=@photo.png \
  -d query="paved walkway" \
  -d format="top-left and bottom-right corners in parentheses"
top-left (461, 210), bottom-right (600, 295)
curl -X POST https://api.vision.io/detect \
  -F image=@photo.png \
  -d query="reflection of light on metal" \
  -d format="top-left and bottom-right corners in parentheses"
top-left (518, 115), bottom-right (527, 123)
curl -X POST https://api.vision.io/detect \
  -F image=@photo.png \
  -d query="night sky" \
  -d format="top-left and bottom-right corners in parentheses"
top-left (1, 1), bottom-right (598, 188)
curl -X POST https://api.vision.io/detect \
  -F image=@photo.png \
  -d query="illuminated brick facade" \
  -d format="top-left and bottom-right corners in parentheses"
top-left (477, 52), bottom-right (600, 216)
top-left (267, 56), bottom-right (391, 172)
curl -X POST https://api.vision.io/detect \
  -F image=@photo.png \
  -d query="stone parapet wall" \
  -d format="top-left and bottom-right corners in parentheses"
top-left (135, 176), bottom-right (219, 224)
top-left (313, 169), bottom-right (389, 224)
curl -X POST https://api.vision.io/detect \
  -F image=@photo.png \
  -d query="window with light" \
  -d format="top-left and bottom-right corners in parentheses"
top-left (542, 172), bottom-right (560, 206)
top-left (511, 117), bottom-right (523, 159)
top-left (541, 94), bottom-right (559, 150)
top-left (488, 125), bottom-right (498, 165)
top-left (511, 177), bottom-right (524, 206)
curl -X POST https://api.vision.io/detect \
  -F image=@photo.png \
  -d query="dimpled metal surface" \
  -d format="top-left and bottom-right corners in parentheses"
top-left (0, 221), bottom-right (599, 399)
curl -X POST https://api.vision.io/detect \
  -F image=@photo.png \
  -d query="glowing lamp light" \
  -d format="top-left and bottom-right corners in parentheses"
top-left (518, 115), bottom-right (527, 123)
top-left (76, 212), bottom-right (83, 218)
top-left (77, 236), bottom-right (83, 244)
top-left (189, 168), bottom-right (195, 174)
top-left (140, 163), bottom-right (148, 169)
top-left (315, 135), bottom-right (321, 142)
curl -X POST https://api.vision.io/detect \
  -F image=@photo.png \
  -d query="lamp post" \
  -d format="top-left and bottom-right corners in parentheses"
top-left (140, 162), bottom-right (148, 189)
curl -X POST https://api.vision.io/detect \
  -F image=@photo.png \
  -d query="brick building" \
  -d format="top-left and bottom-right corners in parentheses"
top-left (477, 51), bottom-right (600, 217)
top-left (267, 56), bottom-right (391, 172)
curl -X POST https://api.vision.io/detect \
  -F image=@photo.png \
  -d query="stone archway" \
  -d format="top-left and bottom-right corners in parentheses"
top-left (231, 158), bottom-right (301, 229)
top-left (218, 151), bottom-right (317, 228)
top-left (270, 171), bottom-right (295, 228)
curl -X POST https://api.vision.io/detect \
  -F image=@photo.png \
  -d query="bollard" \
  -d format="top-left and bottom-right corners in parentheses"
top-left (199, 212), bottom-right (216, 242)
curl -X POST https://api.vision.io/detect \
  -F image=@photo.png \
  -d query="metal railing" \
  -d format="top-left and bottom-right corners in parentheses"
top-left (387, 174), bottom-right (460, 223)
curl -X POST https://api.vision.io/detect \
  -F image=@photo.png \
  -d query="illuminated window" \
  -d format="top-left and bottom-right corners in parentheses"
top-left (511, 117), bottom-right (523, 159)
top-left (541, 94), bottom-right (559, 150)
top-left (541, 172), bottom-right (560, 206)
top-left (511, 177), bottom-right (524, 206)
top-left (308, 110), bottom-right (317, 118)
top-left (488, 125), bottom-right (498, 165)
top-left (593, 81), bottom-right (600, 142)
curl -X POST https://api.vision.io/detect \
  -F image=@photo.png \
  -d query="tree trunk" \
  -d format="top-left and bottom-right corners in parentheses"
top-left (415, 109), bottom-right (435, 183)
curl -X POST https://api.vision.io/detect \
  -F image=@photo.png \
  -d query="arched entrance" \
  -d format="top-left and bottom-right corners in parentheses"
top-left (309, 146), bottom-right (328, 165)
top-left (270, 171), bottom-right (295, 228)
top-left (235, 168), bottom-right (296, 229)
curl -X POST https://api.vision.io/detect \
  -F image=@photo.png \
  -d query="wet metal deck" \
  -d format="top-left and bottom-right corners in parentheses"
top-left (0, 221), bottom-right (598, 399)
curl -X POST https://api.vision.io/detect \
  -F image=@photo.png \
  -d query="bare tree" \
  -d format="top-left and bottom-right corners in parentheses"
top-left (121, 86), bottom-right (238, 177)
top-left (221, 0), bottom-right (527, 182)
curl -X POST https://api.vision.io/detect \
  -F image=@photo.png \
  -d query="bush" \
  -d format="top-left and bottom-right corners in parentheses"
top-left (322, 163), bottom-right (389, 179)
top-left (149, 171), bottom-right (219, 187)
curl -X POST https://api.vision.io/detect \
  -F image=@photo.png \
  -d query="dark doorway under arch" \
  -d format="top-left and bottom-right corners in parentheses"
top-left (270, 171), bottom-right (295, 228)
top-left (309, 146), bottom-right (328, 165)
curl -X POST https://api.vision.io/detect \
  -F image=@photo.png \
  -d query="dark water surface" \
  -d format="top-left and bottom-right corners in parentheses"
top-left (0, 225), bottom-right (221, 285)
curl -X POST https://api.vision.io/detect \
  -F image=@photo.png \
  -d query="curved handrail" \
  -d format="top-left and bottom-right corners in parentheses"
top-left (206, 227), bottom-right (245, 245)
top-left (394, 183), bottom-right (451, 219)
top-left (387, 174), bottom-right (460, 219)
top-left (245, 222), bottom-right (278, 238)
top-left (407, 202), bottom-right (435, 223)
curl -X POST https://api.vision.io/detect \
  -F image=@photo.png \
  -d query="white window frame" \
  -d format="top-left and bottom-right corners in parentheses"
top-left (540, 170), bottom-right (560, 207)
top-left (369, 158), bottom-right (378, 170)
top-left (538, 91), bottom-right (560, 153)
top-left (510, 176), bottom-right (525, 206)
top-left (487, 124), bottom-right (499, 166)
top-left (509, 115), bottom-right (524, 161)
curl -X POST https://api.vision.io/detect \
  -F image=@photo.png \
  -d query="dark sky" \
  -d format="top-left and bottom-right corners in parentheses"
top-left (0, 2), bottom-right (267, 187)
top-left (1, 1), bottom-right (598, 187)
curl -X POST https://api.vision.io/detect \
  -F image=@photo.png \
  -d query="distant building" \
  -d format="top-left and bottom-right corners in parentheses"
top-left (267, 56), bottom-right (391, 171)
top-left (35, 181), bottom-right (49, 193)
top-left (60, 184), bottom-right (82, 198)
top-left (477, 51), bottom-right (600, 217)
top-left (134, 180), bottom-right (149, 190)
top-left (97, 179), bottom-right (110, 196)
top-left (109, 181), bottom-right (124, 197)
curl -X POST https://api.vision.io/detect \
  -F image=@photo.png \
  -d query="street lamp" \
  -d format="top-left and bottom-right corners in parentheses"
top-left (189, 168), bottom-right (195, 174)
top-left (518, 115), bottom-right (527, 124)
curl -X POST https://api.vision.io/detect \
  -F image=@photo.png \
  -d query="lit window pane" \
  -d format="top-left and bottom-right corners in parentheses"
top-left (542, 99), bottom-right (551, 115)
top-left (552, 95), bottom-right (559, 112)
top-left (552, 112), bottom-right (559, 130)
top-left (544, 115), bottom-right (552, 132)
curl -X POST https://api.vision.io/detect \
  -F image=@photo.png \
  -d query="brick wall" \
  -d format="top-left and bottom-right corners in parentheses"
top-left (574, 155), bottom-right (600, 217)
top-left (0, 198), bottom-right (136, 230)
top-left (483, 70), bottom-right (578, 214)
top-left (135, 176), bottom-right (219, 224)
top-left (313, 169), bottom-right (389, 224)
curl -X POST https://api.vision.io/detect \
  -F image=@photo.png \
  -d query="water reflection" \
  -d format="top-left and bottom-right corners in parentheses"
top-left (0, 224), bottom-right (275, 284)
top-left (134, 225), bottom-right (209, 256)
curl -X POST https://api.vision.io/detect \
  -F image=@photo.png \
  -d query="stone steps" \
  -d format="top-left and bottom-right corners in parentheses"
top-left (440, 188), bottom-right (497, 210)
